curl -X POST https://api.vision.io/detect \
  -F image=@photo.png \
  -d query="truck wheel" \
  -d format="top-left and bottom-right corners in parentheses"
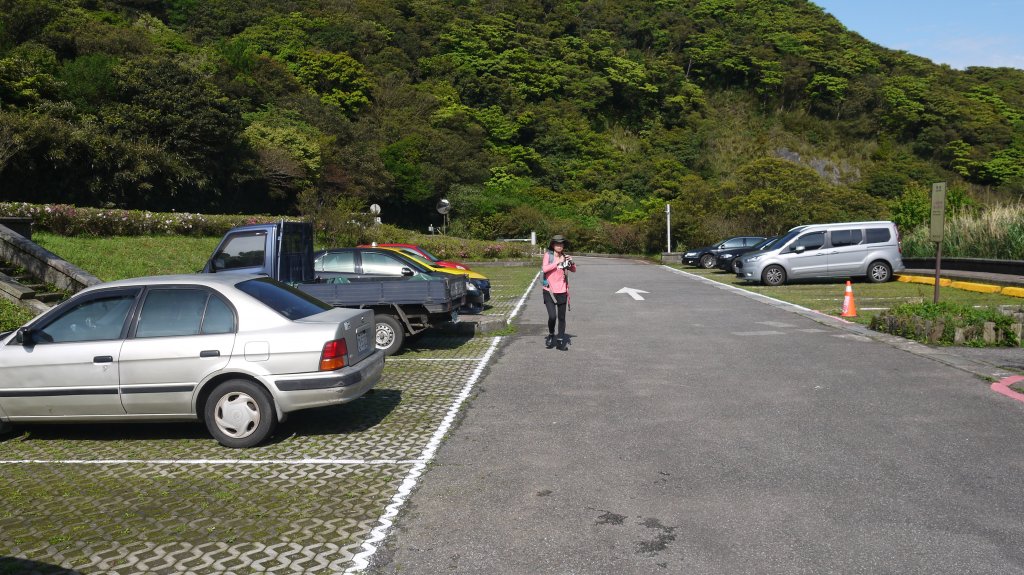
top-left (375, 314), bottom-right (405, 356)
top-left (204, 379), bottom-right (276, 448)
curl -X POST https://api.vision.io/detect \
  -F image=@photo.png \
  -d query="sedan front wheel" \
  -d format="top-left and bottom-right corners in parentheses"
top-left (700, 254), bottom-right (716, 269)
top-left (204, 379), bottom-right (276, 448)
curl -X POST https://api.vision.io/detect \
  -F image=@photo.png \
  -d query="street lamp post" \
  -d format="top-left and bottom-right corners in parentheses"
top-left (665, 204), bottom-right (672, 253)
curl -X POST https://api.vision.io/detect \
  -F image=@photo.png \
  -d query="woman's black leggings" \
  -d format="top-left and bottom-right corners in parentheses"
top-left (543, 290), bottom-right (568, 337)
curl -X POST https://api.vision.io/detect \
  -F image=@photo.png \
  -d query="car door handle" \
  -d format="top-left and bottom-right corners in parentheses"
top-left (200, 350), bottom-right (221, 358)
top-left (93, 355), bottom-right (113, 363)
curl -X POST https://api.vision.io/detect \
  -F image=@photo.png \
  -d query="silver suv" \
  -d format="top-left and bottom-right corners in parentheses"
top-left (735, 221), bottom-right (904, 286)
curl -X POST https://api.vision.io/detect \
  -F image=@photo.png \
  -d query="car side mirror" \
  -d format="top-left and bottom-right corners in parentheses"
top-left (401, 267), bottom-right (414, 277)
top-left (793, 245), bottom-right (806, 254)
top-left (16, 327), bottom-right (34, 346)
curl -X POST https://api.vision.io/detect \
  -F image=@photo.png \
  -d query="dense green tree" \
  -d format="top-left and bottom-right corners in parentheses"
top-left (1, 0), bottom-right (1023, 252)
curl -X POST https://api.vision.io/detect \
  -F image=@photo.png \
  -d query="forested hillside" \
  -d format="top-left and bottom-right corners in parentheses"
top-left (2, 0), bottom-right (1023, 252)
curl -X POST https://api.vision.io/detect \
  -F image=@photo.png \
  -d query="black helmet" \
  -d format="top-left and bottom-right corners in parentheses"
top-left (548, 234), bottom-right (569, 251)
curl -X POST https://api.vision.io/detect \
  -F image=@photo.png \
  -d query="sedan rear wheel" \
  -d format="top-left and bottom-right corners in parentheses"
top-left (204, 379), bottom-right (276, 448)
top-left (761, 264), bottom-right (787, 286)
top-left (700, 254), bottom-right (716, 269)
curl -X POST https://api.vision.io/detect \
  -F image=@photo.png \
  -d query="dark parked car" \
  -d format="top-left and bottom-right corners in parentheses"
top-left (714, 236), bottom-right (781, 272)
top-left (683, 236), bottom-right (766, 268)
top-left (313, 247), bottom-right (486, 314)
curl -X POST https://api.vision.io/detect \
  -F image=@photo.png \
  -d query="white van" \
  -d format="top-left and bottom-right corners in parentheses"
top-left (735, 221), bottom-right (904, 286)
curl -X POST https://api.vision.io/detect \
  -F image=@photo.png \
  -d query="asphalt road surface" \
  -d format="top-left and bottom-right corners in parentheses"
top-left (370, 256), bottom-right (1024, 575)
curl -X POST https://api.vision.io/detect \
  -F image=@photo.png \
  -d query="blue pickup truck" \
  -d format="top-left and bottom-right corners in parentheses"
top-left (202, 221), bottom-right (467, 355)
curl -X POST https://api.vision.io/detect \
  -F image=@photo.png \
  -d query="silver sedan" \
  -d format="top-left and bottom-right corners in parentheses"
top-left (0, 274), bottom-right (384, 447)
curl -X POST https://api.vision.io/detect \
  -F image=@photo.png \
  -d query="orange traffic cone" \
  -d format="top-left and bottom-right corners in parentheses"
top-left (841, 280), bottom-right (857, 317)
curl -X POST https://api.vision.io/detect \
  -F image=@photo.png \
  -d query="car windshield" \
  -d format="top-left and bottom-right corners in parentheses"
top-left (417, 246), bottom-right (442, 262)
top-left (235, 277), bottom-right (331, 320)
top-left (771, 229), bottom-right (803, 250)
top-left (399, 251), bottom-right (437, 269)
top-left (754, 236), bottom-right (781, 250)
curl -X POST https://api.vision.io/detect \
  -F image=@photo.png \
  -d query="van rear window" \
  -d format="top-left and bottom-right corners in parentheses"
top-left (865, 228), bottom-right (891, 244)
top-left (830, 230), bottom-right (862, 247)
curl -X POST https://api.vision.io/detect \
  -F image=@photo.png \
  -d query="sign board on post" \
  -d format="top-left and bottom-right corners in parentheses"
top-left (929, 183), bottom-right (946, 242)
top-left (930, 182), bottom-right (946, 303)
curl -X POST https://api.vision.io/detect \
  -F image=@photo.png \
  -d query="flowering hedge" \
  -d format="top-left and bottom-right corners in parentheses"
top-left (0, 202), bottom-right (285, 237)
top-left (360, 223), bottom-right (536, 261)
top-left (0, 202), bottom-right (538, 260)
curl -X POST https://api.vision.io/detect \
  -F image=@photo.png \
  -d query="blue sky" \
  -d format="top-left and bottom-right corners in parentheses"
top-left (812, 0), bottom-right (1024, 70)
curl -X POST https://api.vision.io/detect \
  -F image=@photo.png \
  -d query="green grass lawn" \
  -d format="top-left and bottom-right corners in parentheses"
top-left (673, 265), bottom-right (1024, 326)
top-left (32, 232), bottom-right (223, 281)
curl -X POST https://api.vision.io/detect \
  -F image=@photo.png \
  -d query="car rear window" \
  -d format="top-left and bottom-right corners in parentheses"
top-left (236, 277), bottom-right (332, 320)
top-left (830, 229), bottom-right (863, 247)
top-left (865, 228), bottom-right (891, 244)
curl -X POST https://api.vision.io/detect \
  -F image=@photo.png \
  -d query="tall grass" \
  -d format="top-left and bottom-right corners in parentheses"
top-left (902, 203), bottom-right (1024, 259)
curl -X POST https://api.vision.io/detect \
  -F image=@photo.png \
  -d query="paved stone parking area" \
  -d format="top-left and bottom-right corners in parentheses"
top-left (0, 266), bottom-right (538, 575)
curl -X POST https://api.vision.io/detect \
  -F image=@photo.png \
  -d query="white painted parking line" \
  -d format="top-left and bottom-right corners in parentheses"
top-left (757, 321), bottom-right (796, 328)
top-left (0, 458), bottom-right (425, 465)
top-left (832, 334), bottom-right (872, 342)
top-left (386, 358), bottom-right (484, 362)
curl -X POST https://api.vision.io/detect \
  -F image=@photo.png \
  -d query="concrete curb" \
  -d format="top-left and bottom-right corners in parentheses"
top-left (898, 274), bottom-right (1024, 298)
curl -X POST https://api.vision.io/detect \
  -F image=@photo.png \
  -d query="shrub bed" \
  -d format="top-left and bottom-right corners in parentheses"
top-left (0, 202), bottom-right (538, 261)
top-left (0, 202), bottom-right (284, 237)
top-left (870, 302), bottom-right (1023, 347)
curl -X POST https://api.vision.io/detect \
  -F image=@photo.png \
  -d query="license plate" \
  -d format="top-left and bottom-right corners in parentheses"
top-left (357, 329), bottom-right (369, 353)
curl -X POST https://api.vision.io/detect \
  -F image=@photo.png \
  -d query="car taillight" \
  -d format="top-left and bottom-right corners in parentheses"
top-left (319, 339), bottom-right (348, 371)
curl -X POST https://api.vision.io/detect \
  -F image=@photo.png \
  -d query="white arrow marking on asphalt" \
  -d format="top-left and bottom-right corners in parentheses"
top-left (616, 287), bottom-right (649, 301)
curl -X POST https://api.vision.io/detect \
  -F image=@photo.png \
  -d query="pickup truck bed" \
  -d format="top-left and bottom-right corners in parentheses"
top-left (299, 276), bottom-right (465, 314)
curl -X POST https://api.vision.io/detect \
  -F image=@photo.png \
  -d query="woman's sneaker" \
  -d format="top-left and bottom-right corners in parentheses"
top-left (545, 334), bottom-right (555, 348)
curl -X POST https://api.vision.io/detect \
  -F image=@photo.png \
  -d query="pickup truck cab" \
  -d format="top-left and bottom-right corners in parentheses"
top-left (203, 222), bottom-right (466, 355)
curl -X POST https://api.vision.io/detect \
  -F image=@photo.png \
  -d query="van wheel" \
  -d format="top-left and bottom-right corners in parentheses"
top-left (762, 265), bottom-right (787, 286)
top-left (700, 254), bottom-right (716, 269)
top-left (204, 380), bottom-right (276, 448)
top-left (867, 260), bottom-right (892, 283)
top-left (375, 314), bottom-right (405, 356)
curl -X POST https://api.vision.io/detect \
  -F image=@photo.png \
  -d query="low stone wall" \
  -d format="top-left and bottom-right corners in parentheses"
top-left (871, 309), bottom-right (1024, 347)
top-left (0, 224), bottom-right (101, 293)
top-left (661, 252), bottom-right (684, 264)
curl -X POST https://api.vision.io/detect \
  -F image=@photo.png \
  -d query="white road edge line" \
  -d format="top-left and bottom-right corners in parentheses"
top-left (0, 459), bottom-right (425, 465)
top-left (345, 334), bottom-right (504, 573)
top-left (507, 271), bottom-right (541, 324)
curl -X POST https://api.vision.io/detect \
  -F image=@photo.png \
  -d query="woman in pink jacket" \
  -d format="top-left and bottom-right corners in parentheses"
top-left (541, 234), bottom-right (576, 350)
